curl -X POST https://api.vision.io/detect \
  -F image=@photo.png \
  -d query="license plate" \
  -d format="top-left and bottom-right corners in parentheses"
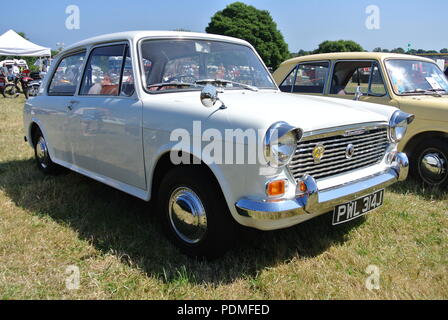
top-left (332, 189), bottom-right (384, 225)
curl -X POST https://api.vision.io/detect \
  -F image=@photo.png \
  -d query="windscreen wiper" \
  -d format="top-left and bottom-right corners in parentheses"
top-left (195, 79), bottom-right (259, 92)
top-left (425, 88), bottom-right (446, 93)
top-left (401, 88), bottom-right (446, 95)
top-left (147, 82), bottom-right (203, 90)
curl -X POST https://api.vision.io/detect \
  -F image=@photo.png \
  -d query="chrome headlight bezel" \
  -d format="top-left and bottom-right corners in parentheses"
top-left (388, 110), bottom-right (415, 143)
top-left (263, 122), bottom-right (303, 168)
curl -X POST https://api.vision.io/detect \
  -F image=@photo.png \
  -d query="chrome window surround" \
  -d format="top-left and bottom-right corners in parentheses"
top-left (136, 36), bottom-right (279, 95)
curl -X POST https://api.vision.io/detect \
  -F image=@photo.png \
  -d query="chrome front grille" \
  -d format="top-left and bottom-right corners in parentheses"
top-left (288, 126), bottom-right (389, 181)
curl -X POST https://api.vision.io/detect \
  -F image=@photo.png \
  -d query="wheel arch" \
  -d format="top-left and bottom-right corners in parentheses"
top-left (29, 121), bottom-right (41, 146)
top-left (403, 131), bottom-right (448, 156)
top-left (149, 151), bottom-right (230, 204)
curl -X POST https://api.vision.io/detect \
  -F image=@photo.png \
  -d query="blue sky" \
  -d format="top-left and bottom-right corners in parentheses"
top-left (1, 0), bottom-right (446, 52)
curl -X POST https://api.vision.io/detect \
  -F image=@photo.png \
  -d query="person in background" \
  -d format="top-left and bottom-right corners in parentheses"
top-left (12, 63), bottom-right (20, 77)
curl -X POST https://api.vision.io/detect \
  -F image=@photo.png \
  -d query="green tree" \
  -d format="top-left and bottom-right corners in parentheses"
top-left (291, 49), bottom-right (312, 57)
top-left (205, 2), bottom-right (290, 69)
top-left (314, 40), bottom-right (364, 54)
top-left (17, 31), bottom-right (28, 40)
top-left (391, 47), bottom-right (405, 54)
top-left (440, 48), bottom-right (448, 53)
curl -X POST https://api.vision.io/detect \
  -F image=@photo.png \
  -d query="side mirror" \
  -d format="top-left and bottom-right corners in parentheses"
top-left (200, 84), bottom-right (219, 108)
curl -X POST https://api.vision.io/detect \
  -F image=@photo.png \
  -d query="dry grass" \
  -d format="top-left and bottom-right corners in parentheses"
top-left (0, 97), bottom-right (447, 300)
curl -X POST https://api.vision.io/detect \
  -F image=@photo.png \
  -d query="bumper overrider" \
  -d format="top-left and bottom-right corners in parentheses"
top-left (235, 152), bottom-right (408, 230)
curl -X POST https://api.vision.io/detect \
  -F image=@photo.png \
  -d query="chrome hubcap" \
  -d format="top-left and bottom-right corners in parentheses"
top-left (420, 151), bottom-right (447, 184)
top-left (168, 187), bottom-right (207, 244)
top-left (36, 136), bottom-right (49, 169)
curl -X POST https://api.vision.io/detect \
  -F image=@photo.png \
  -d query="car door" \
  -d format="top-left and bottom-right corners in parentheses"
top-left (69, 43), bottom-right (146, 190)
top-left (327, 60), bottom-right (399, 107)
top-left (45, 51), bottom-right (86, 163)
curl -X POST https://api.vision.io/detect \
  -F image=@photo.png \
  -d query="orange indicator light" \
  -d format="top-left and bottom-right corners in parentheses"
top-left (267, 180), bottom-right (286, 197)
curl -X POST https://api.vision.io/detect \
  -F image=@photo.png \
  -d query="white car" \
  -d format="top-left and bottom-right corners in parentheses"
top-left (23, 31), bottom-right (412, 258)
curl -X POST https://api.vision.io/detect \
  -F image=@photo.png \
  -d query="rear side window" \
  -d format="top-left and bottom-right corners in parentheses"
top-left (80, 44), bottom-right (134, 96)
top-left (48, 52), bottom-right (85, 96)
top-left (278, 67), bottom-right (296, 92)
top-left (279, 62), bottom-right (329, 94)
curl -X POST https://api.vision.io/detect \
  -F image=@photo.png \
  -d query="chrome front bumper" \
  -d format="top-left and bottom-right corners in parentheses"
top-left (235, 153), bottom-right (408, 230)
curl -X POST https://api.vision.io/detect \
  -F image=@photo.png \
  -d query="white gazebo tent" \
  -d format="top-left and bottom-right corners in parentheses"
top-left (0, 29), bottom-right (51, 71)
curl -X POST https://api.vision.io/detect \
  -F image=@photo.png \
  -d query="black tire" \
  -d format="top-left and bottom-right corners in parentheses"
top-left (157, 166), bottom-right (239, 259)
top-left (3, 84), bottom-right (19, 98)
top-left (27, 85), bottom-right (39, 97)
top-left (22, 83), bottom-right (29, 99)
top-left (33, 128), bottom-right (60, 175)
top-left (410, 138), bottom-right (448, 188)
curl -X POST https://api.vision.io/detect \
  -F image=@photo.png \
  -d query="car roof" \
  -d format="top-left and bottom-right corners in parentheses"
top-left (279, 52), bottom-right (436, 67)
top-left (62, 30), bottom-right (252, 53)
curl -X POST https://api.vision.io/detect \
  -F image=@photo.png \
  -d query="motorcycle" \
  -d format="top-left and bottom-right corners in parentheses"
top-left (0, 74), bottom-right (6, 98)
top-left (3, 69), bottom-right (33, 99)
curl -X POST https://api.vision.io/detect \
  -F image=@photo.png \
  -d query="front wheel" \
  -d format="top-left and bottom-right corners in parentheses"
top-left (157, 166), bottom-right (239, 259)
top-left (411, 138), bottom-right (448, 188)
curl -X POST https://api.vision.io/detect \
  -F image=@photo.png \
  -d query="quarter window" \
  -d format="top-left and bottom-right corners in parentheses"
top-left (278, 67), bottom-right (296, 92)
top-left (48, 52), bottom-right (85, 96)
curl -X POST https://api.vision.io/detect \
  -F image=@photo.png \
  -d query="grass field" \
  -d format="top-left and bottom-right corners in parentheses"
top-left (0, 97), bottom-right (447, 300)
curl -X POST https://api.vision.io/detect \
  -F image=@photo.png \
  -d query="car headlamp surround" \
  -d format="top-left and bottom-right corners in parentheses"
top-left (388, 110), bottom-right (415, 143)
top-left (264, 122), bottom-right (303, 168)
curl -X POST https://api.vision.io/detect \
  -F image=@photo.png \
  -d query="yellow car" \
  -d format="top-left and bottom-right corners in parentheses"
top-left (274, 52), bottom-right (448, 188)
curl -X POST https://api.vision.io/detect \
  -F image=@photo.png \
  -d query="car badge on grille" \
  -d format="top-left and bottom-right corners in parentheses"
top-left (345, 144), bottom-right (355, 159)
top-left (312, 143), bottom-right (325, 164)
top-left (344, 129), bottom-right (366, 137)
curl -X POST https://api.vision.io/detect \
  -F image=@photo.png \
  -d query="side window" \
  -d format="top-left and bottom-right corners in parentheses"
top-left (294, 62), bottom-right (329, 93)
top-left (80, 44), bottom-right (126, 96)
top-left (48, 52), bottom-right (85, 96)
top-left (120, 46), bottom-right (135, 97)
top-left (331, 61), bottom-right (386, 96)
top-left (279, 67), bottom-right (297, 92)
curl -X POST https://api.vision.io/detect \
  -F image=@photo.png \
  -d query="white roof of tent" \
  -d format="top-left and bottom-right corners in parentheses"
top-left (0, 29), bottom-right (51, 56)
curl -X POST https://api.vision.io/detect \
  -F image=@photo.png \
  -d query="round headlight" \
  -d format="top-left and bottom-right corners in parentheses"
top-left (264, 122), bottom-right (302, 167)
top-left (389, 111), bottom-right (415, 143)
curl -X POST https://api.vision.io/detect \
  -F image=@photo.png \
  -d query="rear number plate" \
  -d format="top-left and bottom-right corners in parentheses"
top-left (332, 189), bottom-right (384, 225)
